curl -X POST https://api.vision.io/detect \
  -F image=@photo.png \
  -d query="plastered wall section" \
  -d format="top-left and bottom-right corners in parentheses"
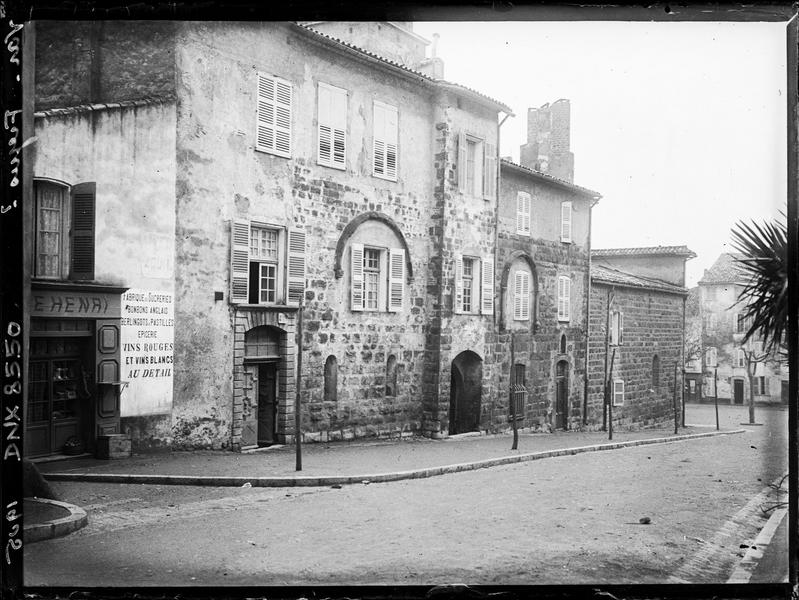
top-left (493, 168), bottom-right (591, 430)
top-left (32, 101), bottom-right (178, 446)
top-left (588, 283), bottom-right (685, 429)
top-left (172, 22), bottom-right (438, 446)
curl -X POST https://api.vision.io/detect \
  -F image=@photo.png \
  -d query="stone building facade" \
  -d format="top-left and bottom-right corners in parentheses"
top-left (494, 159), bottom-right (599, 431)
top-left (587, 247), bottom-right (694, 429)
top-left (695, 253), bottom-right (787, 405)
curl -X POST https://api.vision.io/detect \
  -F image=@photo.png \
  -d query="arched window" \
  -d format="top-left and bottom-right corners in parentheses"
top-left (324, 355), bottom-right (338, 403)
top-left (560, 334), bottom-right (567, 354)
top-left (385, 354), bottom-right (398, 397)
top-left (652, 355), bottom-right (660, 388)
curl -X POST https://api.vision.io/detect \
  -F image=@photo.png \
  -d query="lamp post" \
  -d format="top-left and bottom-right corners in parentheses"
top-left (295, 295), bottom-right (304, 472)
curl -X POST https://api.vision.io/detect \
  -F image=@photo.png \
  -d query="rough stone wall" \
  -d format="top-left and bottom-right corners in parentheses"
top-left (172, 22), bottom-right (438, 448)
top-left (34, 21), bottom-right (177, 110)
top-left (588, 283), bottom-right (686, 429)
top-left (493, 168), bottom-right (590, 430)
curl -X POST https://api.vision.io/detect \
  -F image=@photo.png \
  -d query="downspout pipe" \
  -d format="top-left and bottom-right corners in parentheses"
top-left (583, 196), bottom-right (601, 427)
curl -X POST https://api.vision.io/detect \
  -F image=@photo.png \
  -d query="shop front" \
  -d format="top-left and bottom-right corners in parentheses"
top-left (26, 281), bottom-right (128, 457)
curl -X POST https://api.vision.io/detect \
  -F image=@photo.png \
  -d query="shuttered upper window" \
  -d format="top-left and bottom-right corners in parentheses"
top-left (557, 275), bottom-right (571, 322)
top-left (457, 132), bottom-right (496, 200)
top-left (350, 244), bottom-right (405, 313)
top-left (454, 254), bottom-right (494, 316)
top-left (318, 82), bottom-right (347, 170)
top-left (513, 271), bottom-right (531, 321)
top-left (516, 191), bottom-right (531, 235)
top-left (34, 181), bottom-right (95, 281)
top-left (561, 201), bottom-right (573, 243)
top-left (256, 73), bottom-right (292, 158)
top-left (610, 310), bottom-right (624, 346)
top-left (229, 220), bottom-right (305, 306)
top-left (373, 101), bottom-right (398, 181)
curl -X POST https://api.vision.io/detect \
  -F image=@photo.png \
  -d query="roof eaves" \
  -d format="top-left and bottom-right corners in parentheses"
top-left (591, 266), bottom-right (688, 295)
top-left (436, 81), bottom-right (514, 115)
top-left (592, 246), bottom-right (697, 259)
top-left (500, 158), bottom-right (602, 199)
top-left (34, 95), bottom-right (176, 119)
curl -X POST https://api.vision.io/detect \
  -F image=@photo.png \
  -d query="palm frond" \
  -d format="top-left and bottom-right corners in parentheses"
top-left (730, 215), bottom-right (788, 356)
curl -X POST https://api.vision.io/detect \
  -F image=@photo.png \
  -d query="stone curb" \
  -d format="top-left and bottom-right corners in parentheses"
top-left (24, 498), bottom-right (88, 544)
top-left (44, 429), bottom-right (745, 488)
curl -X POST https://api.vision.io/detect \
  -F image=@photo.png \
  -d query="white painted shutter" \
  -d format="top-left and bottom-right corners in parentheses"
top-left (388, 248), bottom-right (405, 312)
top-left (521, 272), bottom-right (530, 320)
top-left (618, 311), bottom-right (624, 345)
top-left (513, 271), bottom-right (523, 320)
top-left (561, 201), bottom-right (573, 243)
top-left (458, 132), bottom-right (467, 192)
top-left (454, 255), bottom-right (463, 314)
top-left (350, 243), bottom-right (364, 311)
top-left (483, 141), bottom-right (496, 199)
top-left (517, 192), bottom-right (531, 235)
top-left (481, 254), bottom-right (494, 316)
top-left (230, 219), bottom-right (250, 304)
top-left (373, 101), bottom-right (398, 180)
top-left (286, 228), bottom-right (306, 306)
top-left (613, 380), bottom-right (624, 406)
top-left (256, 74), bottom-right (292, 157)
top-left (318, 83), bottom-right (346, 169)
top-left (558, 276), bottom-right (571, 321)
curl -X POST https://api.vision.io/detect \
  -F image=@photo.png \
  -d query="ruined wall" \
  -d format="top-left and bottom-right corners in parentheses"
top-left (32, 100), bottom-right (178, 450)
top-left (588, 283), bottom-right (685, 429)
top-left (172, 22), bottom-right (437, 447)
top-left (492, 168), bottom-right (590, 431)
top-left (34, 21), bottom-right (177, 110)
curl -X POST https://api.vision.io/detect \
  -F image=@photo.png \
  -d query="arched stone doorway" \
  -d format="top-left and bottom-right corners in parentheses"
top-left (555, 360), bottom-right (569, 430)
top-left (449, 351), bottom-right (483, 435)
top-left (243, 325), bottom-right (283, 447)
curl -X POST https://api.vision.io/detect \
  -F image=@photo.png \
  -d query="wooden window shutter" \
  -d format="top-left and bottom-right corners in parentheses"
top-left (613, 380), bottom-right (624, 406)
top-left (286, 228), bottom-right (306, 306)
top-left (619, 311), bottom-right (624, 345)
top-left (561, 201), bottom-right (573, 243)
top-left (513, 271), bottom-right (523, 320)
top-left (517, 192), bottom-right (531, 235)
top-left (257, 74), bottom-right (292, 157)
top-left (373, 101), bottom-right (397, 180)
top-left (480, 254), bottom-right (494, 316)
top-left (521, 272), bottom-right (530, 320)
top-left (350, 243), bottom-right (364, 311)
top-left (373, 103), bottom-right (386, 176)
top-left (454, 254), bottom-right (463, 314)
top-left (388, 248), bottom-right (405, 312)
top-left (318, 83), bottom-right (346, 169)
top-left (457, 132), bottom-right (467, 191)
top-left (483, 141), bottom-right (497, 199)
top-left (385, 103), bottom-right (398, 180)
top-left (230, 220), bottom-right (250, 304)
top-left (70, 182), bottom-right (95, 280)
top-left (318, 83), bottom-right (332, 165)
top-left (558, 275), bottom-right (571, 321)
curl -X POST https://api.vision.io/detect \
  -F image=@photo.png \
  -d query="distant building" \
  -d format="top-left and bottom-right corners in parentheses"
top-left (696, 253), bottom-right (787, 405)
top-left (587, 246), bottom-right (695, 429)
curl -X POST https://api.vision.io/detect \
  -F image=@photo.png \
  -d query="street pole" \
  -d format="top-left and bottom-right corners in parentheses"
top-left (602, 290), bottom-right (613, 431)
top-left (607, 348), bottom-right (615, 441)
top-left (714, 366), bottom-right (719, 431)
top-left (295, 296), bottom-right (304, 472)
top-left (510, 332), bottom-right (518, 450)
top-left (673, 364), bottom-right (679, 434)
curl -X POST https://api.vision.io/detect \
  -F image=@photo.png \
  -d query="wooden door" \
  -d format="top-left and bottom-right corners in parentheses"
top-left (733, 379), bottom-right (745, 405)
top-left (555, 361), bottom-right (569, 430)
top-left (258, 363), bottom-right (277, 446)
top-left (241, 364), bottom-right (258, 447)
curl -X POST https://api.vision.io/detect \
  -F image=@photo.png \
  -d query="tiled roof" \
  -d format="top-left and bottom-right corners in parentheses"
top-left (500, 159), bottom-right (602, 199)
top-left (591, 265), bottom-right (688, 295)
top-left (295, 23), bottom-right (513, 114)
top-left (592, 246), bottom-right (697, 259)
top-left (698, 252), bottom-right (747, 285)
top-left (35, 95), bottom-right (175, 118)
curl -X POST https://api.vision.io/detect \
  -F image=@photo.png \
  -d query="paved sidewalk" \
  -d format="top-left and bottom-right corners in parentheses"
top-left (37, 425), bottom-right (741, 486)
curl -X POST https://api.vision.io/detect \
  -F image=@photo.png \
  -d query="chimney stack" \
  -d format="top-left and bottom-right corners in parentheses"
top-left (519, 99), bottom-right (574, 182)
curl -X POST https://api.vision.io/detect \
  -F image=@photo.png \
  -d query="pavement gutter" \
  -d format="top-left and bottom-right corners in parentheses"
top-left (42, 429), bottom-right (745, 488)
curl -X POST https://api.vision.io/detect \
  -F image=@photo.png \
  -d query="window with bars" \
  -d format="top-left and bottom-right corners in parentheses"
top-left (373, 100), bottom-right (398, 180)
top-left (34, 181), bottom-right (95, 280)
top-left (230, 220), bottom-right (305, 306)
top-left (318, 82), bottom-right (347, 169)
top-left (256, 73), bottom-right (292, 158)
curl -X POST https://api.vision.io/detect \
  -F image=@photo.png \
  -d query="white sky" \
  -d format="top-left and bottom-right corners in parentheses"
top-left (413, 21), bottom-right (788, 287)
